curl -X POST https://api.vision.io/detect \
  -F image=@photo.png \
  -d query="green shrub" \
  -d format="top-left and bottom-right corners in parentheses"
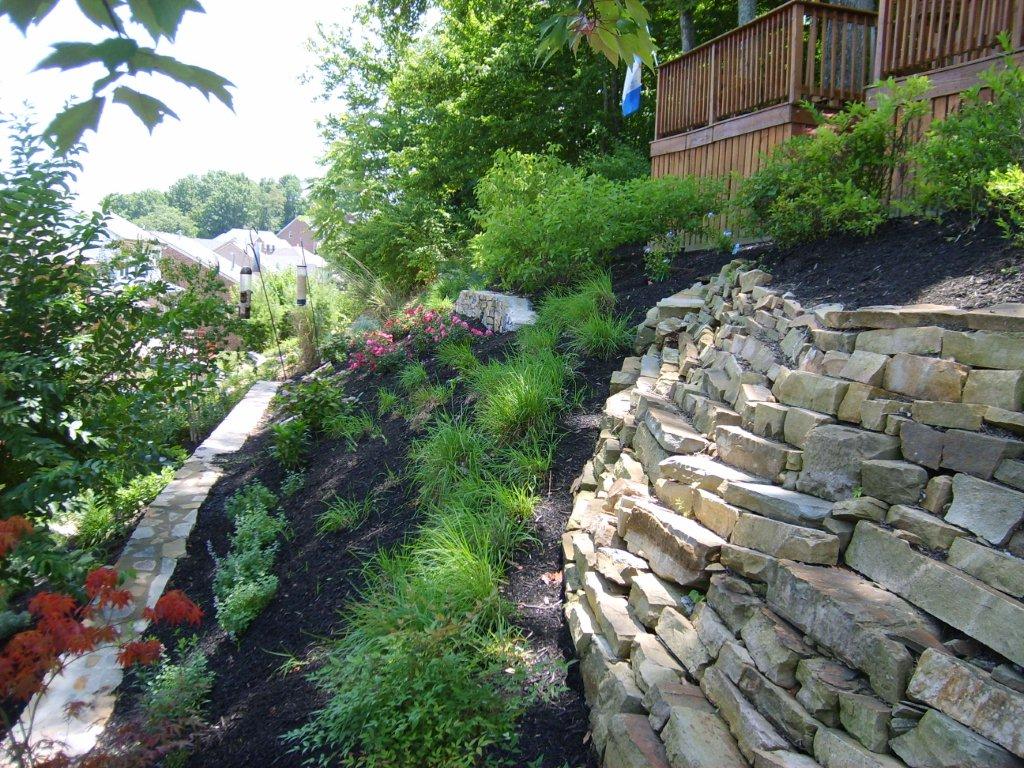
top-left (376, 388), bottom-right (399, 417)
top-left (269, 418), bottom-right (309, 469)
top-left (140, 637), bottom-right (214, 726)
top-left (986, 164), bottom-right (1024, 244)
top-left (214, 482), bottom-right (283, 636)
top-left (568, 313), bottom-right (633, 359)
top-left (316, 495), bottom-right (374, 534)
top-left (735, 78), bottom-right (930, 246)
top-left (643, 232), bottom-right (685, 282)
top-left (472, 150), bottom-right (721, 292)
top-left (912, 50), bottom-right (1024, 217)
top-left (280, 471), bottom-right (306, 498)
top-left (216, 574), bottom-right (279, 637)
top-left (408, 416), bottom-right (488, 502)
top-left (324, 408), bottom-right (377, 449)
top-left (397, 362), bottom-right (429, 393)
top-left (469, 349), bottom-right (568, 441)
top-left (436, 340), bottom-right (478, 376)
top-left (277, 379), bottom-right (351, 433)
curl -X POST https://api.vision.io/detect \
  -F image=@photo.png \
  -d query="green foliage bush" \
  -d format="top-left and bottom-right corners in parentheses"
top-left (214, 482), bottom-right (283, 637)
top-left (735, 78), bottom-right (930, 246)
top-left (140, 637), bottom-right (214, 726)
top-left (912, 50), bottom-right (1024, 217)
top-left (269, 419), bottom-right (309, 469)
top-left (987, 164), bottom-right (1024, 244)
top-left (468, 349), bottom-right (568, 442)
top-left (471, 150), bottom-right (722, 292)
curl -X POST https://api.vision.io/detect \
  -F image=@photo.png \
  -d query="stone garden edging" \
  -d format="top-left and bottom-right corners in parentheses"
top-left (12, 380), bottom-right (279, 760)
top-left (565, 261), bottom-right (1024, 768)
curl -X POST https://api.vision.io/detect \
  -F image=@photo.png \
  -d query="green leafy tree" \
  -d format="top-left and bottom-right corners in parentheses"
top-left (1, 0), bottom-right (234, 151)
top-left (257, 177), bottom-right (286, 231)
top-left (136, 203), bottom-right (198, 235)
top-left (193, 172), bottom-right (261, 236)
top-left (279, 174), bottom-right (306, 224)
top-left (101, 188), bottom-right (167, 219)
top-left (0, 120), bottom-right (238, 531)
top-left (166, 173), bottom-right (204, 218)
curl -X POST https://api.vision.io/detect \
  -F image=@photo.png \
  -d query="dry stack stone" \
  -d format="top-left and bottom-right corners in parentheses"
top-left (566, 261), bottom-right (1024, 768)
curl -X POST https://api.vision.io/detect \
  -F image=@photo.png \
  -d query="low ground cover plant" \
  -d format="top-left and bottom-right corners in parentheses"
top-left (214, 483), bottom-right (285, 636)
top-left (472, 150), bottom-right (723, 292)
top-left (315, 495), bottom-right (374, 535)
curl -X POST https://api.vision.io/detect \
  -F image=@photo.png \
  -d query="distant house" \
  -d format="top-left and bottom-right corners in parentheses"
top-left (152, 230), bottom-right (240, 287)
top-left (203, 228), bottom-right (327, 274)
top-left (277, 216), bottom-right (317, 254)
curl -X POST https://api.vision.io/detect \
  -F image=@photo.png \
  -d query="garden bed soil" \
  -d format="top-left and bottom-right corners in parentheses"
top-left (607, 214), bottom-right (1024, 315)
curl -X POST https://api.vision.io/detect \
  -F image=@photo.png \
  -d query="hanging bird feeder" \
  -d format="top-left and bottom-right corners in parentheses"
top-left (239, 266), bottom-right (253, 319)
top-left (295, 264), bottom-right (308, 306)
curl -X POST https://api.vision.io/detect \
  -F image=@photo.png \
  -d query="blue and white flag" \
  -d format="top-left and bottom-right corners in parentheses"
top-left (621, 55), bottom-right (642, 116)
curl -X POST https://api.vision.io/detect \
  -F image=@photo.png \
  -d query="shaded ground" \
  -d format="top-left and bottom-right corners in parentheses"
top-left (760, 215), bottom-right (1024, 309)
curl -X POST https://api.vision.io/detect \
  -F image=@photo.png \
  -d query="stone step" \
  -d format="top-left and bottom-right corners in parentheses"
top-left (946, 537), bottom-right (1024, 598)
top-left (628, 571), bottom-right (685, 629)
top-left (813, 727), bottom-right (905, 768)
top-left (890, 709), bottom-right (1023, 768)
top-left (846, 522), bottom-right (1024, 667)
top-left (659, 454), bottom-right (768, 494)
top-left (731, 513), bottom-right (840, 565)
top-left (906, 648), bottom-right (1024, 759)
top-left (772, 369), bottom-right (851, 416)
top-left (585, 571), bottom-right (647, 658)
top-left (622, 501), bottom-right (726, 587)
top-left (641, 406), bottom-right (709, 455)
top-left (766, 560), bottom-right (944, 704)
top-left (603, 713), bottom-right (672, 768)
top-left (796, 424), bottom-right (900, 501)
top-left (716, 424), bottom-right (800, 480)
top-left (661, 699), bottom-right (747, 768)
top-left (722, 481), bottom-right (833, 528)
top-left (700, 665), bottom-right (790, 760)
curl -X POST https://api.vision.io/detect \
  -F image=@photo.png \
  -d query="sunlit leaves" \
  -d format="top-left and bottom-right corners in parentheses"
top-left (537, 0), bottom-right (656, 67)
top-left (3, 0), bottom-right (230, 152)
top-left (112, 86), bottom-right (178, 131)
top-left (42, 96), bottom-right (104, 152)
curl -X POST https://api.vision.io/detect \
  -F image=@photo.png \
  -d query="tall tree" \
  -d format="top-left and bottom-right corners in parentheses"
top-left (279, 174), bottom-right (306, 224)
top-left (102, 189), bottom-right (167, 220)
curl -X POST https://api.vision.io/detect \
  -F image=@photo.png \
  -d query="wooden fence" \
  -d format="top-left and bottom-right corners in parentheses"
top-left (875, 0), bottom-right (1024, 79)
top-left (654, 1), bottom-right (878, 139)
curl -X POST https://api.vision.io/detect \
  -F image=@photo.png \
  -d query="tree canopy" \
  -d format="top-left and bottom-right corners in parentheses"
top-left (103, 171), bottom-right (308, 237)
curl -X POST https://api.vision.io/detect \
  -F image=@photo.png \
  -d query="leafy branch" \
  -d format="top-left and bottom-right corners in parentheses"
top-left (1, 0), bottom-right (234, 151)
top-left (536, 0), bottom-right (656, 68)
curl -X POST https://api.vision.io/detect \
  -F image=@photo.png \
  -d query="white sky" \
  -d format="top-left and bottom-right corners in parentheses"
top-left (0, 1), bottom-right (358, 209)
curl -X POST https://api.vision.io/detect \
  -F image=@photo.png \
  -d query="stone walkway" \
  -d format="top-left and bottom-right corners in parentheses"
top-left (10, 381), bottom-right (279, 760)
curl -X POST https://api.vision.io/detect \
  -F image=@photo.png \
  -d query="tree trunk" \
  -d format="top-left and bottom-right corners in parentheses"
top-left (680, 8), bottom-right (696, 52)
top-left (738, 0), bottom-right (757, 25)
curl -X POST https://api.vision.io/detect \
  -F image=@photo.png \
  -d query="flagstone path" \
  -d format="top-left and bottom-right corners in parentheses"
top-left (9, 381), bottom-right (279, 760)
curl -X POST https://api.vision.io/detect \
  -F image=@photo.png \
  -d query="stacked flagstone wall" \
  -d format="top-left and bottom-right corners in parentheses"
top-left (452, 289), bottom-right (537, 333)
top-left (565, 260), bottom-right (1024, 768)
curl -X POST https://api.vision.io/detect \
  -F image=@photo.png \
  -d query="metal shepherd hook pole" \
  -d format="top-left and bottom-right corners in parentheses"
top-left (298, 243), bottom-right (321, 353)
top-left (249, 230), bottom-right (287, 379)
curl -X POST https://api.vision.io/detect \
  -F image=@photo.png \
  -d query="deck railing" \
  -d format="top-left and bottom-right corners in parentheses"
top-left (654, 1), bottom-right (877, 140)
top-left (874, 0), bottom-right (1024, 79)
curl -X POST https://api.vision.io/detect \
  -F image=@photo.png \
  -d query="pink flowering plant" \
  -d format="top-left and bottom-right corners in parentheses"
top-left (345, 305), bottom-right (492, 373)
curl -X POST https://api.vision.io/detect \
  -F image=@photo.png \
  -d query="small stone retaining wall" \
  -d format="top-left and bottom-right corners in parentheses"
top-left (453, 289), bottom-right (536, 333)
top-left (566, 261), bottom-right (1024, 768)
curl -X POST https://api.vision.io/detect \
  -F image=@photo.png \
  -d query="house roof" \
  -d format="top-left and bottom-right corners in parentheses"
top-left (151, 230), bottom-right (241, 284)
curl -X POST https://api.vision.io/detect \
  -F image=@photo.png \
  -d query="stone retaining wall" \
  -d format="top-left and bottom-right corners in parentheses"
top-left (565, 261), bottom-right (1024, 768)
top-left (452, 289), bottom-right (536, 333)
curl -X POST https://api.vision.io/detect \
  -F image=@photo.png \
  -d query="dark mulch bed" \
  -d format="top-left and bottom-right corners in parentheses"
top-left (759, 215), bottom-right (1024, 310)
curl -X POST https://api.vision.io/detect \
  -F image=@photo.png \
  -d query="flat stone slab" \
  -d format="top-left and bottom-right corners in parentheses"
top-left (658, 454), bottom-right (767, 493)
top-left (908, 648), bottom-right (1024, 759)
top-left (766, 560), bottom-right (943, 703)
top-left (623, 501), bottom-right (726, 587)
top-left (846, 522), bottom-right (1024, 667)
top-left (722, 481), bottom-right (833, 528)
top-left (453, 289), bottom-right (536, 332)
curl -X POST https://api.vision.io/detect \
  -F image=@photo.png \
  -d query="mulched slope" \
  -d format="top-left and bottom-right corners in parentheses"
top-left (758, 215), bottom-right (1024, 309)
top-left (103, 215), bottom-right (1024, 767)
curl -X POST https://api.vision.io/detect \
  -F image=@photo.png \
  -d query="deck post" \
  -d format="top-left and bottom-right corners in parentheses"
top-left (873, 0), bottom-right (889, 82)
top-left (708, 44), bottom-right (717, 125)
top-left (789, 2), bottom-right (805, 103)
